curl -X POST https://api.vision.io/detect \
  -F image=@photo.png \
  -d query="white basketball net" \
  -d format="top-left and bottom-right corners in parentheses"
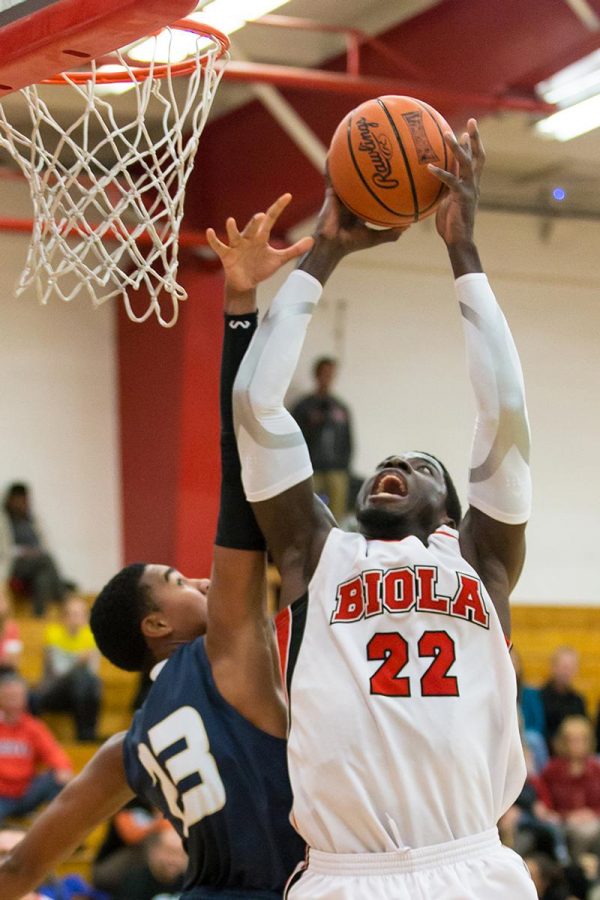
top-left (0, 29), bottom-right (228, 327)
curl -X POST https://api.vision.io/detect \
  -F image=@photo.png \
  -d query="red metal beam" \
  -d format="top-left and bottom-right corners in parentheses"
top-left (217, 60), bottom-right (554, 113)
top-left (253, 14), bottom-right (425, 79)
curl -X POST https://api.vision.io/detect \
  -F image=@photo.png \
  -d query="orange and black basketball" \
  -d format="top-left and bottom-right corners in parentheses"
top-left (327, 95), bottom-right (457, 227)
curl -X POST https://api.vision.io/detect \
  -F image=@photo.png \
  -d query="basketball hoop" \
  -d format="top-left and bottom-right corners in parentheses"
top-left (0, 19), bottom-right (230, 327)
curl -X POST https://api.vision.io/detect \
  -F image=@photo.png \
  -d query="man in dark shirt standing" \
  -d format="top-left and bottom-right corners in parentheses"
top-left (540, 646), bottom-right (588, 752)
top-left (291, 357), bottom-right (353, 521)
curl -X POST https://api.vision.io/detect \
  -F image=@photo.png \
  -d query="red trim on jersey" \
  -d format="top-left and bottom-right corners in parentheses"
top-left (433, 528), bottom-right (458, 539)
top-left (275, 607), bottom-right (292, 694)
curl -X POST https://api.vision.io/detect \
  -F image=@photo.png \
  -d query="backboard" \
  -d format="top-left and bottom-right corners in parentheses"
top-left (0, 0), bottom-right (198, 94)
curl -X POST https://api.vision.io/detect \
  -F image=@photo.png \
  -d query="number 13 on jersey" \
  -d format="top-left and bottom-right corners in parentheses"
top-left (138, 706), bottom-right (226, 836)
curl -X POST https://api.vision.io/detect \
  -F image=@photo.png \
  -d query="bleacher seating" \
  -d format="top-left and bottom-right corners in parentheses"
top-left (8, 593), bottom-right (600, 886)
top-left (511, 605), bottom-right (600, 716)
top-left (13, 599), bottom-right (137, 881)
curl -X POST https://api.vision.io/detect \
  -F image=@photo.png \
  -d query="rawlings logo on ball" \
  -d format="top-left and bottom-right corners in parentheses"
top-left (356, 117), bottom-right (399, 189)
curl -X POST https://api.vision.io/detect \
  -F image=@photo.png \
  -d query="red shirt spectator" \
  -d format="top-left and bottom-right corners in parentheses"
top-left (540, 755), bottom-right (600, 816)
top-left (0, 712), bottom-right (71, 798)
top-left (0, 674), bottom-right (71, 808)
top-left (538, 714), bottom-right (600, 859)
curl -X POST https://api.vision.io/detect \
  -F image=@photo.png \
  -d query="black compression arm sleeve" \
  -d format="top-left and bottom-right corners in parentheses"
top-left (215, 312), bottom-right (266, 550)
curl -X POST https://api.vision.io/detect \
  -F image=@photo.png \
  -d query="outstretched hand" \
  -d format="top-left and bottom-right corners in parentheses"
top-left (428, 118), bottom-right (485, 246)
top-left (206, 193), bottom-right (314, 292)
top-left (313, 187), bottom-right (406, 254)
top-left (298, 187), bottom-right (406, 285)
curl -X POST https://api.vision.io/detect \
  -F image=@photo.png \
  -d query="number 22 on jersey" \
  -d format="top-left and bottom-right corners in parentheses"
top-left (367, 630), bottom-right (459, 698)
top-left (137, 706), bottom-right (226, 836)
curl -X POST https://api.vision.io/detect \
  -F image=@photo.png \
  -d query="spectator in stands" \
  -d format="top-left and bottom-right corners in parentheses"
top-left (113, 824), bottom-right (187, 900)
top-left (291, 356), bottom-right (353, 521)
top-left (524, 851), bottom-right (578, 900)
top-left (498, 743), bottom-right (568, 864)
top-left (595, 701), bottom-right (600, 766)
top-left (513, 646), bottom-right (549, 773)
top-left (0, 672), bottom-right (72, 824)
top-left (32, 596), bottom-right (101, 742)
top-left (539, 715), bottom-right (600, 861)
top-left (0, 589), bottom-right (22, 673)
top-left (0, 509), bottom-right (11, 594)
top-left (2, 483), bottom-right (67, 618)
top-left (0, 828), bottom-right (50, 899)
top-left (92, 799), bottom-right (167, 894)
top-left (540, 647), bottom-right (588, 751)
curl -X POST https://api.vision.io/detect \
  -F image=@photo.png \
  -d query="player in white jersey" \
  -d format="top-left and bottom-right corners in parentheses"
top-left (219, 120), bottom-right (537, 898)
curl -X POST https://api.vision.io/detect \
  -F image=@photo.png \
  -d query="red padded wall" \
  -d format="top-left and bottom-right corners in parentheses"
top-left (118, 261), bottom-right (223, 577)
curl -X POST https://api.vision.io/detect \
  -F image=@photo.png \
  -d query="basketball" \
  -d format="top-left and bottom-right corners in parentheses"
top-left (327, 95), bottom-right (457, 227)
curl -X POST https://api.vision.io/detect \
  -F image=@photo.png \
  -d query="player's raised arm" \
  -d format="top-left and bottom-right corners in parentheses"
top-left (0, 734), bottom-right (133, 900)
top-left (429, 119), bottom-right (531, 636)
top-left (205, 194), bottom-right (314, 730)
top-left (233, 190), bottom-right (404, 606)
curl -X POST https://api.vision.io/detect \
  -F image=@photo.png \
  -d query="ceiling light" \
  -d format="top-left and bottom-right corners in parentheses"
top-left (536, 48), bottom-right (600, 107)
top-left (93, 66), bottom-right (137, 96)
top-left (128, 31), bottom-right (197, 65)
top-left (535, 49), bottom-right (600, 141)
top-left (536, 92), bottom-right (600, 141)
top-left (128, 0), bottom-right (289, 64)
top-left (190, 0), bottom-right (289, 36)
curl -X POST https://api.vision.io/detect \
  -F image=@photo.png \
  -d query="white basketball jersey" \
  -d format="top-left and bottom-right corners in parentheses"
top-left (276, 525), bottom-right (526, 854)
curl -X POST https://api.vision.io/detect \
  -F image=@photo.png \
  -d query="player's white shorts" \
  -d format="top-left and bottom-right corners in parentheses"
top-left (284, 828), bottom-right (536, 899)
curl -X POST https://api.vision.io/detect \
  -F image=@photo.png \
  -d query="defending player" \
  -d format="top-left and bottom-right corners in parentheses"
top-left (230, 121), bottom-right (537, 898)
top-left (0, 194), bottom-right (309, 900)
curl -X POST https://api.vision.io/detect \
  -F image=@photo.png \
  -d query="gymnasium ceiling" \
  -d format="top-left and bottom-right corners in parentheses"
top-left (187, 0), bottom-right (600, 233)
top-left (2, 0), bottom-right (600, 232)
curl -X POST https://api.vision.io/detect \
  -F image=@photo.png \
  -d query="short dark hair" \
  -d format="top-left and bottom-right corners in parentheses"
top-left (313, 356), bottom-right (337, 378)
top-left (6, 483), bottom-right (27, 497)
top-left (90, 563), bottom-right (156, 672)
top-left (4, 483), bottom-right (28, 513)
top-left (0, 671), bottom-right (25, 689)
top-left (417, 452), bottom-right (462, 526)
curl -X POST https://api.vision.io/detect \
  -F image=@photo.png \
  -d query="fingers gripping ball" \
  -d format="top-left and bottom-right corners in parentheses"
top-left (327, 95), bottom-right (457, 227)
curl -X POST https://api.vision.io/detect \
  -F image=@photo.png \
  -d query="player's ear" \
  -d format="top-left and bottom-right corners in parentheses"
top-left (141, 611), bottom-right (172, 639)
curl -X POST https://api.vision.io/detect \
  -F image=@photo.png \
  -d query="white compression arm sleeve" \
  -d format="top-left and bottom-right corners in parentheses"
top-left (233, 269), bottom-right (322, 502)
top-left (456, 273), bottom-right (531, 524)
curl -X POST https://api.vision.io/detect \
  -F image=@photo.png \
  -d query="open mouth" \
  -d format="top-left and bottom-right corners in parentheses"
top-left (371, 472), bottom-right (408, 498)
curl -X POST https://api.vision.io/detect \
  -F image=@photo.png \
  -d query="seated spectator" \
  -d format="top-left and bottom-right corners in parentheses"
top-left (113, 824), bottom-right (187, 900)
top-left (92, 799), bottom-right (167, 894)
top-left (541, 647), bottom-right (588, 752)
top-left (540, 716), bottom-right (600, 861)
top-left (32, 596), bottom-right (101, 742)
top-left (524, 851), bottom-right (580, 900)
top-left (499, 744), bottom-right (568, 864)
top-left (0, 672), bottom-right (72, 824)
top-left (0, 589), bottom-right (22, 672)
top-left (0, 828), bottom-right (51, 899)
top-left (2, 483), bottom-right (67, 618)
top-left (513, 646), bottom-right (549, 773)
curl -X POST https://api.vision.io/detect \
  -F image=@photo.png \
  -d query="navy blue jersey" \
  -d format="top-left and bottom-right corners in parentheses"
top-left (123, 638), bottom-right (304, 898)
